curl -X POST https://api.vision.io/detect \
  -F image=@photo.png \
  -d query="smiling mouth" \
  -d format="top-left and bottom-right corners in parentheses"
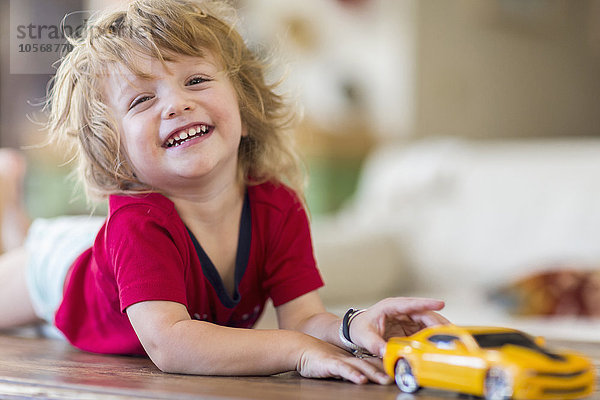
top-left (164, 124), bottom-right (211, 148)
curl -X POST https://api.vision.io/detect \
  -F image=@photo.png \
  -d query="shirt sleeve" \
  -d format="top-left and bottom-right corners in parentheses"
top-left (105, 205), bottom-right (189, 312)
top-left (262, 198), bottom-right (324, 307)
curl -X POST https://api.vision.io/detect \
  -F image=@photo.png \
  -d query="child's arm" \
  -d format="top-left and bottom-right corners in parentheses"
top-left (126, 300), bottom-right (388, 384)
top-left (276, 292), bottom-right (449, 358)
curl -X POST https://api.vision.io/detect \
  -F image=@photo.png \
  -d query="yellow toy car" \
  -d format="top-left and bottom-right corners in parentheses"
top-left (383, 325), bottom-right (595, 400)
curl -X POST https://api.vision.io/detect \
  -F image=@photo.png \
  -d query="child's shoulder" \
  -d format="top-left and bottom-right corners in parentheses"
top-left (108, 192), bottom-right (176, 218)
top-left (249, 181), bottom-right (303, 212)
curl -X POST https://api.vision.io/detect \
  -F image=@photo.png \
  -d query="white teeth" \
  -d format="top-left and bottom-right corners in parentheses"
top-left (166, 125), bottom-right (210, 148)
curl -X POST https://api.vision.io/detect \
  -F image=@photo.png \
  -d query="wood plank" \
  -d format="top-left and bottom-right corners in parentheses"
top-left (0, 334), bottom-right (598, 399)
top-left (0, 335), bottom-right (397, 400)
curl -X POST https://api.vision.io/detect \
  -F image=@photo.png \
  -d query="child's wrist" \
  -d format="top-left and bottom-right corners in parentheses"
top-left (341, 308), bottom-right (365, 343)
top-left (338, 308), bottom-right (371, 357)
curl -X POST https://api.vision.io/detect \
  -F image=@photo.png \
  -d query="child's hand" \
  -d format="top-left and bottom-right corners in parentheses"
top-left (349, 297), bottom-right (449, 358)
top-left (296, 337), bottom-right (392, 385)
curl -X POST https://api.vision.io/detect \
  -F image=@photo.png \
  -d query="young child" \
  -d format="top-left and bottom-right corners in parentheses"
top-left (0, 0), bottom-right (448, 384)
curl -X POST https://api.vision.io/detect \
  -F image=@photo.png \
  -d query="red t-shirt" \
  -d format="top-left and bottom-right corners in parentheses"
top-left (54, 182), bottom-right (323, 355)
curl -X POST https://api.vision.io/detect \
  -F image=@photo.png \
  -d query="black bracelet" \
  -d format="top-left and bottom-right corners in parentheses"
top-left (342, 308), bottom-right (363, 343)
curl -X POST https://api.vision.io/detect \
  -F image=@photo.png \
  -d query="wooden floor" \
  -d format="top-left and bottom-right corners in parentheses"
top-left (0, 334), bottom-right (598, 399)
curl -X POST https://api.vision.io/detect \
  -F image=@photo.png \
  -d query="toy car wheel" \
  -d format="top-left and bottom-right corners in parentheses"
top-left (484, 367), bottom-right (512, 400)
top-left (394, 358), bottom-right (420, 393)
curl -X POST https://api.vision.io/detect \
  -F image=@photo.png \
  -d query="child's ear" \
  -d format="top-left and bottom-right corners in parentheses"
top-left (241, 123), bottom-right (248, 137)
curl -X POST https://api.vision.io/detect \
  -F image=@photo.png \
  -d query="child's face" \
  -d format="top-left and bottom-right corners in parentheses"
top-left (103, 51), bottom-right (245, 195)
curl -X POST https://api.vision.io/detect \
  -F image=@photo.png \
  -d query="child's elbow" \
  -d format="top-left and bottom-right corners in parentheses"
top-left (137, 320), bottom-right (213, 375)
top-left (148, 348), bottom-right (184, 374)
top-left (145, 338), bottom-right (208, 375)
top-left (153, 358), bottom-right (177, 374)
top-left (151, 350), bottom-right (215, 375)
top-left (140, 336), bottom-right (183, 374)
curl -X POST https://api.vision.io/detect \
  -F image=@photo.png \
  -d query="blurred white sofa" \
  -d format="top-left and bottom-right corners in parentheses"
top-left (310, 137), bottom-right (600, 341)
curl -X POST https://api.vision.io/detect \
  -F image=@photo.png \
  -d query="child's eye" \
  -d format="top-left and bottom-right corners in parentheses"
top-left (186, 76), bottom-right (210, 86)
top-left (129, 95), bottom-right (153, 110)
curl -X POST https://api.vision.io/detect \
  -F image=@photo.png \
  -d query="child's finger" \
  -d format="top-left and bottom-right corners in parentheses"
top-left (375, 297), bottom-right (445, 316)
top-left (356, 328), bottom-right (387, 357)
top-left (346, 357), bottom-right (392, 385)
top-left (331, 361), bottom-right (367, 384)
top-left (410, 311), bottom-right (451, 327)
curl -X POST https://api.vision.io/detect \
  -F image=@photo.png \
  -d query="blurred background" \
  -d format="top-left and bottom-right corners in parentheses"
top-left (1, 0), bottom-right (600, 338)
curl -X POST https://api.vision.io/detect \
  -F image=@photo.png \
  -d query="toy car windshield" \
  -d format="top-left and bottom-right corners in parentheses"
top-left (472, 332), bottom-right (565, 361)
top-left (473, 332), bottom-right (537, 349)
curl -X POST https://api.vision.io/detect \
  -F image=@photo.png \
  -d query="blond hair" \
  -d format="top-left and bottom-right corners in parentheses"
top-left (46, 0), bottom-right (305, 200)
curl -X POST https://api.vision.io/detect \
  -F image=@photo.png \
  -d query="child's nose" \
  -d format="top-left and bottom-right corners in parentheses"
top-left (162, 95), bottom-right (194, 119)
